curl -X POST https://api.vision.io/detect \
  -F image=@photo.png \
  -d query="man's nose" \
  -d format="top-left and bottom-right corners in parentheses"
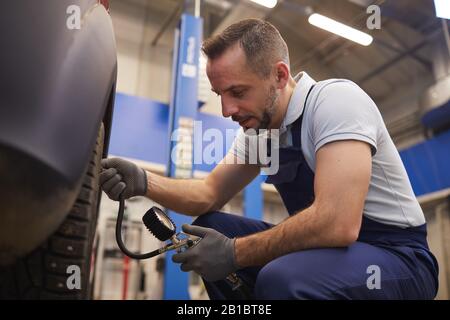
top-left (221, 97), bottom-right (239, 118)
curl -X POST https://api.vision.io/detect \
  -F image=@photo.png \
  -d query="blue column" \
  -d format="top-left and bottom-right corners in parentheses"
top-left (163, 13), bottom-right (203, 300)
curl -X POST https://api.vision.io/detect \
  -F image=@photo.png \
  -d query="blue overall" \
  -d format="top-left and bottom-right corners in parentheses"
top-left (193, 86), bottom-right (439, 299)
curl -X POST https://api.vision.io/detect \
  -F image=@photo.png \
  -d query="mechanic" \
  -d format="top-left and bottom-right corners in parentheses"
top-left (100, 19), bottom-right (439, 299)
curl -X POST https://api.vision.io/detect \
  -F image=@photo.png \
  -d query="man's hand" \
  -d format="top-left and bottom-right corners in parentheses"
top-left (100, 158), bottom-right (147, 200)
top-left (172, 224), bottom-right (239, 282)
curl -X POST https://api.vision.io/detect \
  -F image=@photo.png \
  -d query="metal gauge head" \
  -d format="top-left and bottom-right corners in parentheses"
top-left (142, 207), bottom-right (176, 241)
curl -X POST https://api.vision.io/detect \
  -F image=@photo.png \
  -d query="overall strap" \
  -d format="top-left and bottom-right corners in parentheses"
top-left (291, 84), bottom-right (315, 147)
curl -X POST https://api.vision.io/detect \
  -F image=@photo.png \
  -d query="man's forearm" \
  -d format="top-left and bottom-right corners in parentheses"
top-left (144, 171), bottom-right (216, 216)
top-left (235, 203), bottom-right (356, 267)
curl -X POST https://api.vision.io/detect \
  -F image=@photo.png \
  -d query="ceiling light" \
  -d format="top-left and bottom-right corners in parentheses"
top-left (249, 0), bottom-right (278, 9)
top-left (308, 13), bottom-right (373, 46)
top-left (434, 0), bottom-right (450, 19)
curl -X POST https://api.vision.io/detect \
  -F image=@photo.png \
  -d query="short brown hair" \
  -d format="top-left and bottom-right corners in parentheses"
top-left (202, 19), bottom-right (289, 78)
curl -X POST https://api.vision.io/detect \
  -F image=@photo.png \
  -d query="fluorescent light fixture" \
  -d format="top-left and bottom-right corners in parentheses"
top-left (434, 0), bottom-right (450, 19)
top-left (308, 13), bottom-right (373, 46)
top-left (249, 0), bottom-right (277, 9)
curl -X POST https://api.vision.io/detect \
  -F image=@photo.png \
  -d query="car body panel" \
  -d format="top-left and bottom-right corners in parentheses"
top-left (0, 0), bottom-right (117, 186)
top-left (0, 0), bottom-right (117, 262)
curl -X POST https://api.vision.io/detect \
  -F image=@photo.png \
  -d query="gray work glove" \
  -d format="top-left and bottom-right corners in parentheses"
top-left (100, 158), bottom-right (147, 200)
top-left (172, 224), bottom-right (239, 282)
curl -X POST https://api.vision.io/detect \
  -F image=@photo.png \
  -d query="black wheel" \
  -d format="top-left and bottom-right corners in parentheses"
top-left (142, 207), bottom-right (176, 241)
top-left (0, 124), bottom-right (104, 300)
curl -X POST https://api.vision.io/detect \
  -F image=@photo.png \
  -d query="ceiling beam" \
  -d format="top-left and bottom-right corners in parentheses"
top-left (358, 27), bottom-right (442, 84)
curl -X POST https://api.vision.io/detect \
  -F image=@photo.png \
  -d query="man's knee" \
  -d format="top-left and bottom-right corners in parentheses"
top-left (192, 211), bottom-right (232, 228)
top-left (192, 211), bottom-right (272, 241)
top-left (192, 212), bottom-right (219, 228)
top-left (254, 258), bottom-right (310, 299)
top-left (192, 211), bottom-right (235, 236)
top-left (253, 253), bottom-right (337, 300)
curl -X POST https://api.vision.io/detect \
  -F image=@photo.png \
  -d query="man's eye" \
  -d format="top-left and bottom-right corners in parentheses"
top-left (232, 91), bottom-right (245, 98)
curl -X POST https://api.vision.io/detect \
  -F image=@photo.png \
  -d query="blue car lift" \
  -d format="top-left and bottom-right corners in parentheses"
top-left (164, 9), bottom-right (203, 299)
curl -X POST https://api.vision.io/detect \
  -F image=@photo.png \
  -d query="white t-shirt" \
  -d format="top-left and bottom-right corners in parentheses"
top-left (230, 72), bottom-right (425, 228)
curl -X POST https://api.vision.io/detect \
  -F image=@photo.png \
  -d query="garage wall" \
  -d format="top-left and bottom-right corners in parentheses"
top-left (419, 190), bottom-right (450, 300)
top-left (110, 0), bottom-right (175, 103)
top-left (377, 76), bottom-right (433, 150)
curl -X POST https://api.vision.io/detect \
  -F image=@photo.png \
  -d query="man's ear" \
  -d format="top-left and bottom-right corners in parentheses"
top-left (274, 61), bottom-right (290, 89)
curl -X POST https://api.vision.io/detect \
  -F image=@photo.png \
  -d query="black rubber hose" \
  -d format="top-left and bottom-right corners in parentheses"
top-left (115, 196), bottom-right (161, 259)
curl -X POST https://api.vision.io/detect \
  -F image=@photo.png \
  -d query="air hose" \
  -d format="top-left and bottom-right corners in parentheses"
top-left (114, 196), bottom-right (252, 299)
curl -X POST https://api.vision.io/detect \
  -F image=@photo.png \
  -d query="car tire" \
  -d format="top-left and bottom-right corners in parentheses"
top-left (0, 124), bottom-right (105, 300)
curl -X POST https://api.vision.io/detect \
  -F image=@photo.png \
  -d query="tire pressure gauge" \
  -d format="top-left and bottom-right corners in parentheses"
top-left (114, 198), bottom-right (251, 298)
top-left (142, 207), bottom-right (177, 241)
top-left (115, 198), bottom-right (196, 259)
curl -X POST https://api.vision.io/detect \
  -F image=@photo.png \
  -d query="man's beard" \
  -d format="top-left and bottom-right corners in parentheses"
top-left (257, 85), bottom-right (278, 132)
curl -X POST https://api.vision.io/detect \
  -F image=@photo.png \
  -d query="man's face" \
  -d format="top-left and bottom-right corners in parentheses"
top-left (206, 44), bottom-right (279, 131)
